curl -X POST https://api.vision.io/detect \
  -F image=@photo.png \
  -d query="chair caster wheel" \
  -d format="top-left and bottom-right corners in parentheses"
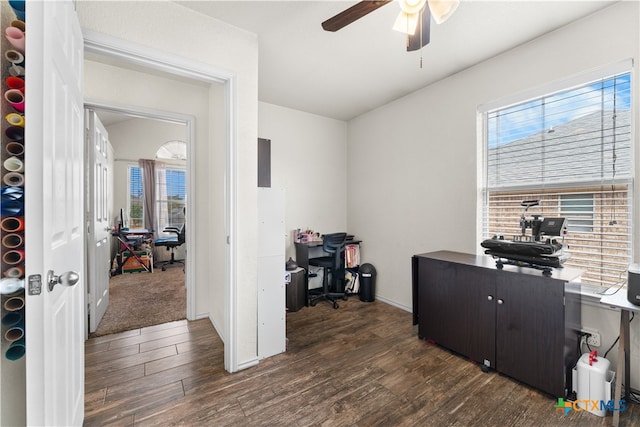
top-left (310, 300), bottom-right (317, 307)
top-left (342, 294), bottom-right (348, 301)
top-left (481, 364), bottom-right (490, 373)
top-left (162, 266), bottom-right (166, 271)
top-left (333, 302), bottom-right (339, 309)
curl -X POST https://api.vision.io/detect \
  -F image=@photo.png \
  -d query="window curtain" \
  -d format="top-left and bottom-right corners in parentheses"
top-left (154, 161), bottom-right (169, 236)
top-left (138, 159), bottom-right (158, 237)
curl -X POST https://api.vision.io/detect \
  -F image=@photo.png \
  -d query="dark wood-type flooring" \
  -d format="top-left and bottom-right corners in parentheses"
top-left (85, 298), bottom-right (640, 426)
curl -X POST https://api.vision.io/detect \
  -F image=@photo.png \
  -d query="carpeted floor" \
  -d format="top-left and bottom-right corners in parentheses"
top-left (91, 265), bottom-right (186, 337)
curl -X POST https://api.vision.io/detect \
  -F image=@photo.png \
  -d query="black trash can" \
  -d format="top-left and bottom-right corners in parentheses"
top-left (359, 263), bottom-right (376, 302)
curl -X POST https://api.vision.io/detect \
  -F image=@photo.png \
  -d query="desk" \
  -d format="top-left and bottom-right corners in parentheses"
top-left (599, 290), bottom-right (639, 427)
top-left (294, 238), bottom-right (361, 305)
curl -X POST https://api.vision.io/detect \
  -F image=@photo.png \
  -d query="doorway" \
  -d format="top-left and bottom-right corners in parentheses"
top-left (83, 32), bottom-right (238, 372)
top-left (85, 106), bottom-right (191, 336)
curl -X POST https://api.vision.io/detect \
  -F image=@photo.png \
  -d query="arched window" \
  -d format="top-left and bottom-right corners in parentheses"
top-left (156, 140), bottom-right (186, 160)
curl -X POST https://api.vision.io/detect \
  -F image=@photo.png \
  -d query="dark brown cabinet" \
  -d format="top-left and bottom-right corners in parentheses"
top-left (412, 250), bottom-right (582, 398)
top-left (286, 268), bottom-right (306, 312)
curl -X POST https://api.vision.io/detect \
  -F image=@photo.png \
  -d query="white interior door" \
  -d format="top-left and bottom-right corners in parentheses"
top-left (25, 1), bottom-right (85, 425)
top-left (86, 110), bottom-right (111, 333)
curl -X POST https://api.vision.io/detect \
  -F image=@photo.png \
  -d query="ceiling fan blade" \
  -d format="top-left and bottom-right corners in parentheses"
top-left (407, 5), bottom-right (431, 51)
top-left (322, 0), bottom-right (392, 32)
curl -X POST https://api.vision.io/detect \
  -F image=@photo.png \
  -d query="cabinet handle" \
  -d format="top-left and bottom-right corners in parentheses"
top-left (497, 299), bottom-right (504, 305)
top-left (487, 295), bottom-right (494, 301)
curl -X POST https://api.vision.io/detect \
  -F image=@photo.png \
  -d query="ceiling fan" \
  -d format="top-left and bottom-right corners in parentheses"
top-left (322, 0), bottom-right (460, 52)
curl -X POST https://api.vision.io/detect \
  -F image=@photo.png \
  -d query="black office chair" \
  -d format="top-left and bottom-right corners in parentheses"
top-left (308, 232), bottom-right (348, 309)
top-left (154, 224), bottom-right (185, 271)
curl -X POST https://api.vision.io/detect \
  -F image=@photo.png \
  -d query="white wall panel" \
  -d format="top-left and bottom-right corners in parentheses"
top-left (258, 188), bottom-right (285, 359)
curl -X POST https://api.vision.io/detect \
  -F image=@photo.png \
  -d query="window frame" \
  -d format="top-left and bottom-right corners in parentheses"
top-left (478, 62), bottom-right (634, 288)
top-left (127, 164), bottom-right (144, 229)
top-left (559, 193), bottom-right (595, 233)
top-left (155, 164), bottom-right (187, 230)
top-left (127, 163), bottom-right (186, 231)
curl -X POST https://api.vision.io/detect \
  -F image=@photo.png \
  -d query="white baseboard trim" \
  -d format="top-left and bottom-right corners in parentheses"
top-left (237, 357), bottom-right (259, 371)
top-left (374, 294), bottom-right (412, 313)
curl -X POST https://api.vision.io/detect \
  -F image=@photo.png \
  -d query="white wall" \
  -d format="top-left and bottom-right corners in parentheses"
top-left (258, 102), bottom-right (348, 259)
top-left (209, 83), bottom-right (227, 335)
top-left (349, 0), bottom-right (639, 308)
top-left (347, 1), bottom-right (640, 387)
top-left (78, 0), bottom-right (259, 368)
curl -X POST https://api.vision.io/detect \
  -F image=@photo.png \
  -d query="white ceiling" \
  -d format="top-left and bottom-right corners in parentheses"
top-left (174, 0), bottom-right (617, 121)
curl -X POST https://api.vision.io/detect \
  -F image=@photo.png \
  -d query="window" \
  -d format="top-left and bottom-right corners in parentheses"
top-left (481, 71), bottom-right (632, 287)
top-left (559, 193), bottom-right (594, 233)
top-left (127, 165), bottom-right (186, 229)
top-left (128, 166), bottom-right (144, 228)
top-left (156, 140), bottom-right (186, 161)
top-left (156, 167), bottom-right (186, 226)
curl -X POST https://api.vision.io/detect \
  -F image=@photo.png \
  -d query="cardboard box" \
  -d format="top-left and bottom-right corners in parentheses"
top-left (121, 251), bottom-right (152, 273)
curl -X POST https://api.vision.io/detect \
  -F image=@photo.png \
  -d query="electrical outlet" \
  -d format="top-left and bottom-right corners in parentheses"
top-left (581, 328), bottom-right (601, 347)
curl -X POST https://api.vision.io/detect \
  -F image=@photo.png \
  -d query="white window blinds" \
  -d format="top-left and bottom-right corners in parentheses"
top-left (128, 165), bottom-right (144, 228)
top-left (482, 71), bottom-right (632, 287)
top-left (487, 72), bottom-right (632, 189)
top-left (128, 165), bottom-right (186, 230)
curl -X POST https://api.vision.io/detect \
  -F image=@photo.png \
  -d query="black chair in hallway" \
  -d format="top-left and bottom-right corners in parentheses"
top-left (154, 223), bottom-right (185, 271)
top-left (308, 232), bottom-right (348, 309)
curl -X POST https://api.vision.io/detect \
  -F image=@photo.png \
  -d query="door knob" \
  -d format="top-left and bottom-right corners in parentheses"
top-left (497, 299), bottom-right (504, 305)
top-left (487, 295), bottom-right (494, 301)
top-left (47, 270), bottom-right (79, 292)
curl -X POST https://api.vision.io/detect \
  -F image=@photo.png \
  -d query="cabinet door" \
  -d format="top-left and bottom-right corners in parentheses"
top-left (495, 272), bottom-right (565, 397)
top-left (418, 258), bottom-right (495, 365)
top-left (418, 258), bottom-right (457, 345)
top-left (456, 264), bottom-right (496, 368)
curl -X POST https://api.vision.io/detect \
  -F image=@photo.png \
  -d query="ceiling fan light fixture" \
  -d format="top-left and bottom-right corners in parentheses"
top-left (393, 0), bottom-right (427, 35)
top-left (392, 10), bottom-right (420, 35)
top-left (397, 0), bottom-right (427, 14)
top-left (427, 0), bottom-right (459, 24)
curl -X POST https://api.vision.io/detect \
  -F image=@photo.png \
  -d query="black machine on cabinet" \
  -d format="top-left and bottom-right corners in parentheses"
top-left (481, 200), bottom-right (570, 276)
